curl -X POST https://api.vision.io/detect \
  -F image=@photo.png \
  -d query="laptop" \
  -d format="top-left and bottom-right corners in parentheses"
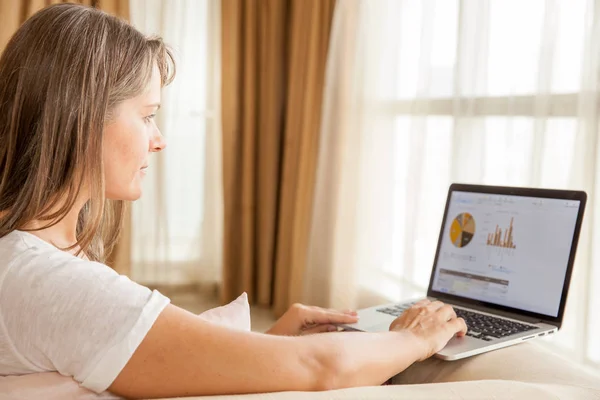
top-left (341, 183), bottom-right (587, 361)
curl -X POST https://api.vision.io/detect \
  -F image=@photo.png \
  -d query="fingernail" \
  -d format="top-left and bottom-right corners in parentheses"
top-left (345, 310), bottom-right (358, 316)
top-left (328, 326), bottom-right (338, 332)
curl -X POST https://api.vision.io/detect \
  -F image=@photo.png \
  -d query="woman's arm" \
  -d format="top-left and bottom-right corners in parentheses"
top-left (109, 300), bottom-right (465, 399)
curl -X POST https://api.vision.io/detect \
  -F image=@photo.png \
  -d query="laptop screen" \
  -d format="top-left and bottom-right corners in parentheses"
top-left (431, 190), bottom-right (581, 318)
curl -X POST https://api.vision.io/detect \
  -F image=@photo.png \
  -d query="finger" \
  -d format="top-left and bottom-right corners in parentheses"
top-left (450, 317), bottom-right (468, 337)
top-left (413, 299), bottom-right (431, 308)
top-left (301, 324), bottom-right (339, 335)
top-left (303, 308), bottom-right (359, 326)
top-left (412, 301), bottom-right (443, 318)
top-left (425, 301), bottom-right (445, 313)
top-left (436, 304), bottom-right (457, 322)
top-left (321, 307), bottom-right (358, 316)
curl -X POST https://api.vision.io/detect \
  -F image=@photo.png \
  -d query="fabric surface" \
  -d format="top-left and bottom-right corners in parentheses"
top-left (220, 0), bottom-right (336, 316)
top-left (198, 292), bottom-right (252, 331)
top-left (157, 381), bottom-right (598, 400)
top-left (0, 230), bottom-right (170, 394)
top-left (393, 341), bottom-right (600, 389)
top-left (0, 372), bottom-right (120, 400)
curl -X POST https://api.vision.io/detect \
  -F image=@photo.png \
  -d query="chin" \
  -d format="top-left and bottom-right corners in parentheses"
top-left (106, 188), bottom-right (142, 201)
top-left (125, 192), bottom-right (142, 201)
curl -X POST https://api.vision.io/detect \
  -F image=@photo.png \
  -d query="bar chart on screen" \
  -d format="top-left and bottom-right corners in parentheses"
top-left (482, 215), bottom-right (518, 268)
top-left (487, 217), bottom-right (517, 249)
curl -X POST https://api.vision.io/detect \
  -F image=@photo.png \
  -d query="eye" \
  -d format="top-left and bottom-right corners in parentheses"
top-left (143, 113), bottom-right (156, 123)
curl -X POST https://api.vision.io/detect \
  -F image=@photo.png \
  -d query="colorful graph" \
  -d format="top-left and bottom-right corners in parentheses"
top-left (487, 217), bottom-right (517, 249)
top-left (450, 213), bottom-right (476, 248)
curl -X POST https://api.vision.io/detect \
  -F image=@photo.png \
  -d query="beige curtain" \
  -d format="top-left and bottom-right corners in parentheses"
top-left (126, 0), bottom-right (223, 289)
top-left (0, 0), bottom-right (130, 273)
top-left (221, 0), bottom-right (336, 316)
top-left (1, 0), bottom-right (129, 51)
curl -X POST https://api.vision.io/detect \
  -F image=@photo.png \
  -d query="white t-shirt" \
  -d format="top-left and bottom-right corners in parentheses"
top-left (0, 230), bottom-right (170, 395)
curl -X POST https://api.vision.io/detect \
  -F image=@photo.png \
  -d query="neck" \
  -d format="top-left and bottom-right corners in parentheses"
top-left (22, 196), bottom-right (89, 252)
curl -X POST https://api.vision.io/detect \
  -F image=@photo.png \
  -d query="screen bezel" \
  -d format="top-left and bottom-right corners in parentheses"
top-left (426, 183), bottom-right (587, 328)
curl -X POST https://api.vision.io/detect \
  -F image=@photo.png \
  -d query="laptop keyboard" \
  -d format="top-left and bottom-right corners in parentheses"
top-left (376, 302), bottom-right (416, 317)
top-left (455, 308), bottom-right (537, 340)
top-left (376, 303), bottom-right (538, 341)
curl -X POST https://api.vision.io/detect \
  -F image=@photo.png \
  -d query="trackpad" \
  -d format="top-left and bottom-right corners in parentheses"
top-left (341, 322), bottom-right (390, 332)
top-left (364, 322), bottom-right (391, 332)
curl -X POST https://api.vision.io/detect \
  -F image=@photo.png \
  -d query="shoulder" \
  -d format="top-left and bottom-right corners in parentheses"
top-left (0, 230), bottom-right (64, 283)
top-left (0, 230), bottom-right (164, 330)
top-left (0, 230), bottom-right (102, 275)
top-left (0, 229), bottom-right (73, 260)
top-left (0, 230), bottom-right (35, 256)
top-left (0, 230), bottom-right (138, 301)
top-left (0, 233), bottom-right (170, 392)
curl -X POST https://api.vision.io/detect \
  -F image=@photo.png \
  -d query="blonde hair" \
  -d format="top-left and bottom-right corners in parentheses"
top-left (0, 3), bottom-right (175, 262)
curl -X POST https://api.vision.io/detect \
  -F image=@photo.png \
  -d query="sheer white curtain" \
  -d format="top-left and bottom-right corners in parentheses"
top-left (306, 0), bottom-right (600, 369)
top-left (128, 0), bottom-right (223, 287)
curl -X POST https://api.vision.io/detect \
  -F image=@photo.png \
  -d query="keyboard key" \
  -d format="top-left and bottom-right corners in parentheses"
top-left (377, 303), bottom-right (537, 341)
top-left (376, 301), bottom-right (417, 317)
top-left (455, 308), bottom-right (537, 340)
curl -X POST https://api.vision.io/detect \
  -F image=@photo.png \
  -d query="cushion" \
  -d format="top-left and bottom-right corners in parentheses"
top-left (392, 341), bottom-right (600, 389)
top-left (156, 380), bottom-right (600, 400)
top-left (198, 292), bottom-right (251, 331)
top-left (0, 372), bottom-right (119, 399)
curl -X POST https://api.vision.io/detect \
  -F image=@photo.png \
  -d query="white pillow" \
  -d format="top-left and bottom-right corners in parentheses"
top-left (198, 292), bottom-right (251, 331)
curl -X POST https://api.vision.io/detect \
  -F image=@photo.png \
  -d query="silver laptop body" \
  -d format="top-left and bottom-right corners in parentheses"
top-left (341, 184), bottom-right (587, 361)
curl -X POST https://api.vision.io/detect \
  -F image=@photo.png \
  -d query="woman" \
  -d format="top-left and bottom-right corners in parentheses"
top-left (0, 4), bottom-right (466, 399)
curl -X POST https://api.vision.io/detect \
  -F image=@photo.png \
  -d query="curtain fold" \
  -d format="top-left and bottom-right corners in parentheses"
top-left (221, 0), bottom-right (336, 315)
top-left (1, 0), bottom-right (128, 58)
top-left (127, 0), bottom-right (223, 289)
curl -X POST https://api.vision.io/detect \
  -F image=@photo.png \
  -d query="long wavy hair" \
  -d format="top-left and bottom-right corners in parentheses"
top-left (0, 3), bottom-right (175, 262)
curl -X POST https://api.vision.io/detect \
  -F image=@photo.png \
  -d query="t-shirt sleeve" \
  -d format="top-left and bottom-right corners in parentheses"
top-left (0, 247), bottom-right (170, 393)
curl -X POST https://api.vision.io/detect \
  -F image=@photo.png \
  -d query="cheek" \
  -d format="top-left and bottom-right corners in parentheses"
top-left (103, 122), bottom-right (148, 176)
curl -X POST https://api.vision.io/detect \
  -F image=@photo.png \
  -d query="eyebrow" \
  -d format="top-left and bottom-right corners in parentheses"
top-left (145, 103), bottom-right (161, 110)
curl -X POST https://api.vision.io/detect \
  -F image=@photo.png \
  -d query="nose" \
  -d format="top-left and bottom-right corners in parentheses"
top-left (150, 128), bottom-right (166, 152)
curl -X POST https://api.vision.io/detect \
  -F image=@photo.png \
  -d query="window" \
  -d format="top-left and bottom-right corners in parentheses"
top-left (129, 0), bottom-right (221, 285)
top-left (361, 0), bottom-right (597, 367)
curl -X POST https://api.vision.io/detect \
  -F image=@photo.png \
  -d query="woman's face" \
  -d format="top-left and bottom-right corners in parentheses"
top-left (103, 64), bottom-right (165, 200)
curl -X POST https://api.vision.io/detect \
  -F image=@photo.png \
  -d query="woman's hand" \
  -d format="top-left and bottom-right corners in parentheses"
top-left (267, 303), bottom-right (359, 336)
top-left (389, 299), bottom-right (468, 361)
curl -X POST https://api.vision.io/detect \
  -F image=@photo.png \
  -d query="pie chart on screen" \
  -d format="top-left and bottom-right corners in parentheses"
top-left (450, 212), bottom-right (475, 248)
